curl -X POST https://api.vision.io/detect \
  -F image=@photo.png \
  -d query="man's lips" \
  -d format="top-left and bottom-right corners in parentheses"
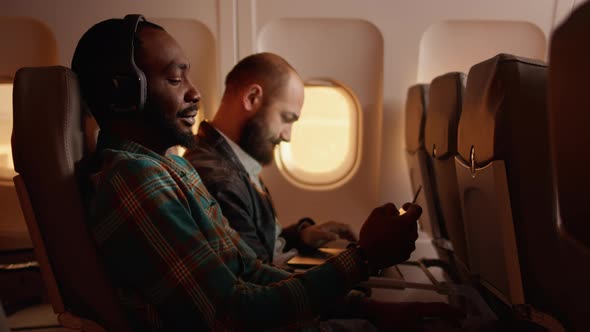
top-left (178, 106), bottom-right (198, 126)
top-left (178, 105), bottom-right (198, 118)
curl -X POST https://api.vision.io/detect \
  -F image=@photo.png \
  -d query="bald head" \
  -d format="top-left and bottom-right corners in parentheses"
top-left (212, 52), bottom-right (304, 164)
top-left (224, 52), bottom-right (298, 104)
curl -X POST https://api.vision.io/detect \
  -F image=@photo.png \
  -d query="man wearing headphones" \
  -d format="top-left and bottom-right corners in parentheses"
top-left (72, 15), bottom-right (433, 331)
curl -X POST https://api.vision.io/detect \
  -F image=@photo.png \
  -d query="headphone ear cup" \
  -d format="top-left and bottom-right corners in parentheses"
top-left (137, 68), bottom-right (147, 111)
top-left (107, 14), bottom-right (147, 113)
top-left (109, 74), bottom-right (142, 112)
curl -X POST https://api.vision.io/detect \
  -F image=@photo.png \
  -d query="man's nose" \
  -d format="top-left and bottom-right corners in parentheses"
top-left (185, 79), bottom-right (201, 104)
top-left (280, 126), bottom-right (292, 142)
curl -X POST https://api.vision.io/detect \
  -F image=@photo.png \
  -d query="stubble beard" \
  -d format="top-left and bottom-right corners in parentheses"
top-left (239, 112), bottom-right (279, 165)
top-left (144, 100), bottom-right (197, 149)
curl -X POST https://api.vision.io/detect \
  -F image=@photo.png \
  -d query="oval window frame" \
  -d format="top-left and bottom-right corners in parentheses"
top-left (274, 79), bottom-right (362, 191)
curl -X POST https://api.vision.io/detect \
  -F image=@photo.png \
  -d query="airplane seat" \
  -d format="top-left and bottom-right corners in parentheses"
top-left (11, 66), bottom-right (131, 331)
top-left (423, 72), bottom-right (469, 279)
top-left (456, 53), bottom-right (566, 331)
top-left (404, 84), bottom-right (445, 243)
top-left (0, 302), bottom-right (10, 332)
top-left (547, 2), bottom-right (590, 331)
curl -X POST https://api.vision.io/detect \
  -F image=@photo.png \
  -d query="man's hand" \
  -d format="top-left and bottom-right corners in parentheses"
top-left (358, 202), bottom-right (421, 269)
top-left (359, 298), bottom-right (464, 331)
top-left (300, 221), bottom-right (357, 248)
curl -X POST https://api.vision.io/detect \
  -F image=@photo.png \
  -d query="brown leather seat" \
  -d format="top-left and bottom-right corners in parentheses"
top-left (456, 54), bottom-right (566, 329)
top-left (11, 66), bottom-right (131, 331)
top-left (404, 84), bottom-right (443, 240)
top-left (424, 72), bottom-right (468, 275)
top-left (548, 3), bottom-right (590, 331)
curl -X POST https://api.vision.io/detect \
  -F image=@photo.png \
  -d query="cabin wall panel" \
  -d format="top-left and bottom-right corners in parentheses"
top-left (0, 0), bottom-right (223, 80)
top-left (243, 0), bottom-right (570, 234)
top-left (257, 18), bottom-right (383, 232)
top-left (0, 0), bottom-right (577, 234)
top-left (151, 18), bottom-right (219, 120)
top-left (418, 20), bottom-right (547, 83)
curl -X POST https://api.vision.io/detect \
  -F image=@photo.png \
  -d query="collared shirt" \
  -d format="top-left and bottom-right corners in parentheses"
top-left (85, 131), bottom-right (365, 331)
top-left (213, 127), bottom-right (291, 266)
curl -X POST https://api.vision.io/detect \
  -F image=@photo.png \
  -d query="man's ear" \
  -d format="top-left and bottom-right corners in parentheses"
top-left (242, 84), bottom-right (263, 112)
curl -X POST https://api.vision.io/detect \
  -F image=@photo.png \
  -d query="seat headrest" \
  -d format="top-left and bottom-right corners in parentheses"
top-left (11, 66), bottom-right (129, 330)
top-left (458, 54), bottom-right (546, 167)
top-left (405, 84), bottom-right (429, 153)
top-left (549, 2), bottom-right (590, 247)
top-left (425, 72), bottom-right (465, 160)
top-left (12, 66), bottom-right (84, 174)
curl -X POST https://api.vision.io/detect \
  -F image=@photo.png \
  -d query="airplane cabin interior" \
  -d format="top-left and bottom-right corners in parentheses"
top-left (0, 0), bottom-right (589, 331)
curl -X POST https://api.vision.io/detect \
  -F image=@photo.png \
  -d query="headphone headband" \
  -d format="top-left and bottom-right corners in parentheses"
top-left (110, 14), bottom-right (148, 112)
top-left (124, 14), bottom-right (144, 80)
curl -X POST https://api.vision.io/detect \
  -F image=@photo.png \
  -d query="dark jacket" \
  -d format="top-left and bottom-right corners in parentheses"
top-left (184, 122), bottom-right (302, 262)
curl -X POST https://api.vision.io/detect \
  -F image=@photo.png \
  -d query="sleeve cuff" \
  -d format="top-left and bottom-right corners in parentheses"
top-left (328, 244), bottom-right (371, 285)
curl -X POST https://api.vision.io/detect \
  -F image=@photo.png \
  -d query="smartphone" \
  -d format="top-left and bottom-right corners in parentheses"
top-left (411, 185), bottom-right (422, 204)
top-left (398, 185), bottom-right (422, 215)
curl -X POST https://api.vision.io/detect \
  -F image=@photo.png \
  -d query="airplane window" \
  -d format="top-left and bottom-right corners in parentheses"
top-left (275, 83), bottom-right (361, 189)
top-left (0, 16), bottom-right (60, 171)
top-left (0, 83), bottom-right (13, 169)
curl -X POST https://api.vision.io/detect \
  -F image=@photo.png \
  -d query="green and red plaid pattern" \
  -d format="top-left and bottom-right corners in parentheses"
top-left (85, 131), bottom-right (366, 331)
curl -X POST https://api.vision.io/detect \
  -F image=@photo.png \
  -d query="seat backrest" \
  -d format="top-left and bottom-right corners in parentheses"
top-left (547, 3), bottom-right (590, 331)
top-left (11, 66), bottom-right (130, 331)
top-left (548, 2), bottom-right (590, 250)
top-left (424, 72), bottom-right (468, 272)
top-left (404, 84), bottom-right (442, 239)
top-left (0, 302), bottom-right (10, 332)
top-left (456, 54), bottom-right (565, 324)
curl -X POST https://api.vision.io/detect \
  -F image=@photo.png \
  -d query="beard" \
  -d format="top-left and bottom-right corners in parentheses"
top-left (143, 99), bottom-right (197, 149)
top-left (239, 110), bottom-right (281, 165)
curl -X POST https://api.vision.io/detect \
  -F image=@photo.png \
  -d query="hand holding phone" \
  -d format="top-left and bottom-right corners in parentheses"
top-left (359, 201), bottom-right (422, 268)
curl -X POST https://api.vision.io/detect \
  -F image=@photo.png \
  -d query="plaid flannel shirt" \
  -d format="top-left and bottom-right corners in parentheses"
top-left (85, 131), bottom-right (366, 331)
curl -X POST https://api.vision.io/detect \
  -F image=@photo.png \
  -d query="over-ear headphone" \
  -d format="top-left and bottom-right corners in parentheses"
top-left (109, 14), bottom-right (147, 112)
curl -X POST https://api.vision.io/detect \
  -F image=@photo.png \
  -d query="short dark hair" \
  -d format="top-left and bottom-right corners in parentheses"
top-left (224, 52), bottom-right (297, 104)
top-left (71, 17), bottom-right (163, 125)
